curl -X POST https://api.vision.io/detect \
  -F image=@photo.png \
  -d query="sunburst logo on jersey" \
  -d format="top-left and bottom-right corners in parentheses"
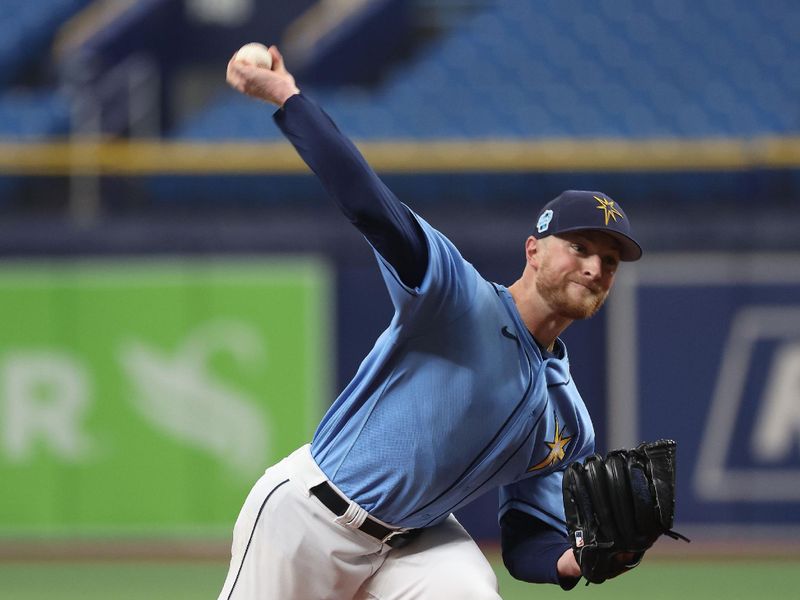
top-left (594, 195), bottom-right (623, 226)
top-left (528, 414), bottom-right (572, 471)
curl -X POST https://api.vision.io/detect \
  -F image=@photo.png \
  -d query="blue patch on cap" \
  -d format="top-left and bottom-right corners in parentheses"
top-left (536, 209), bottom-right (554, 233)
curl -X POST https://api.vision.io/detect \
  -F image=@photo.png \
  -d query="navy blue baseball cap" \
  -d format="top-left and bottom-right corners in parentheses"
top-left (532, 190), bottom-right (642, 262)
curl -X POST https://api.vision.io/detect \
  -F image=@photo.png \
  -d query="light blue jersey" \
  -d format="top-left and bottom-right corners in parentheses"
top-left (311, 211), bottom-right (595, 530)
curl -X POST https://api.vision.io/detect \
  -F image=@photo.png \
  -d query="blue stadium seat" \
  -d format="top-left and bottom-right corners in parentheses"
top-left (0, 89), bottom-right (71, 138)
top-left (0, 0), bottom-right (92, 89)
top-left (173, 0), bottom-right (800, 142)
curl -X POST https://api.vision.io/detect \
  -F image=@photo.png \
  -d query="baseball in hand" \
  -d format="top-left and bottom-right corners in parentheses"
top-left (233, 42), bottom-right (273, 69)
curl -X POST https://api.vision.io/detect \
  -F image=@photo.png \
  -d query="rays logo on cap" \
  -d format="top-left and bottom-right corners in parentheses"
top-left (594, 195), bottom-right (623, 225)
top-left (537, 209), bottom-right (554, 233)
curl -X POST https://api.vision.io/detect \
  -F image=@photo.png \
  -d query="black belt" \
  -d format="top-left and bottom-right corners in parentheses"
top-left (310, 481), bottom-right (420, 548)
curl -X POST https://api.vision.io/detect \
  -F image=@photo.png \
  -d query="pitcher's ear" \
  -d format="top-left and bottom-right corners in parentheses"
top-left (526, 235), bottom-right (543, 267)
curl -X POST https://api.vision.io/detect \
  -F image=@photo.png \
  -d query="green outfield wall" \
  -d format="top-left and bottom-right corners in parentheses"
top-left (0, 258), bottom-right (331, 537)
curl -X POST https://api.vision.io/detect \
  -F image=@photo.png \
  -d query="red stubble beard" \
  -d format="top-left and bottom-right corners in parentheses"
top-left (535, 263), bottom-right (609, 320)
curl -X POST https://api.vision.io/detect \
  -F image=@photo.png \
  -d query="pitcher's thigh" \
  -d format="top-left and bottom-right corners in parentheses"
top-left (218, 471), bottom-right (380, 600)
top-left (359, 514), bottom-right (501, 600)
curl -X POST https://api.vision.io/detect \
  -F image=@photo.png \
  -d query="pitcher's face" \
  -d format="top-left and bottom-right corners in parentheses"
top-left (535, 231), bottom-right (620, 320)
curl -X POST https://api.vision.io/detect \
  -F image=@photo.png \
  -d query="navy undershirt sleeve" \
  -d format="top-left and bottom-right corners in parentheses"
top-left (500, 509), bottom-right (581, 590)
top-left (273, 94), bottom-right (428, 288)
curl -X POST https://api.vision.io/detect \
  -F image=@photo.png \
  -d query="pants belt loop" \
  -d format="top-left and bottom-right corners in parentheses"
top-left (335, 500), bottom-right (368, 530)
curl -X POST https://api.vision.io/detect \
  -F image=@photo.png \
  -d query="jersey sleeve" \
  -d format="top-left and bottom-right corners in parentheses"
top-left (373, 210), bottom-right (481, 334)
top-left (274, 94), bottom-right (427, 288)
top-left (499, 470), bottom-right (570, 533)
top-left (274, 94), bottom-right (479, 330)
top-left (498, 436), bottom-right (595, 533)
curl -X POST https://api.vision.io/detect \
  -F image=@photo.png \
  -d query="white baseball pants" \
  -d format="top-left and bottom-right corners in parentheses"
top-left (217, 444), bottom-right (502, 599)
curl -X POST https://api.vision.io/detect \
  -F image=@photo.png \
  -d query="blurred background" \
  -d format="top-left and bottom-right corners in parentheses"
top-left (1, 0), bottom-right (800, 598)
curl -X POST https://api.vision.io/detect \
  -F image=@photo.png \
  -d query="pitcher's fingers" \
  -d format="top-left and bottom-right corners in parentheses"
top-left (227, 60), bottom-right (251, 80)
top-left (270, 46), bottom-right (287, 73)
top-left (226, 61), bottom-right (250, 90)
top-left (226, 56), bottom-right (241, 81)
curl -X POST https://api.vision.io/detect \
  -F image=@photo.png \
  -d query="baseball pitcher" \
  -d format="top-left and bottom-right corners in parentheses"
top-left (218, 45), bottom-right (685, 599)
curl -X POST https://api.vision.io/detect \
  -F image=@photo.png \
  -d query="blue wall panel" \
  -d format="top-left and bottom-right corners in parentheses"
top-left (609, 254), bottom-right (800, 532)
